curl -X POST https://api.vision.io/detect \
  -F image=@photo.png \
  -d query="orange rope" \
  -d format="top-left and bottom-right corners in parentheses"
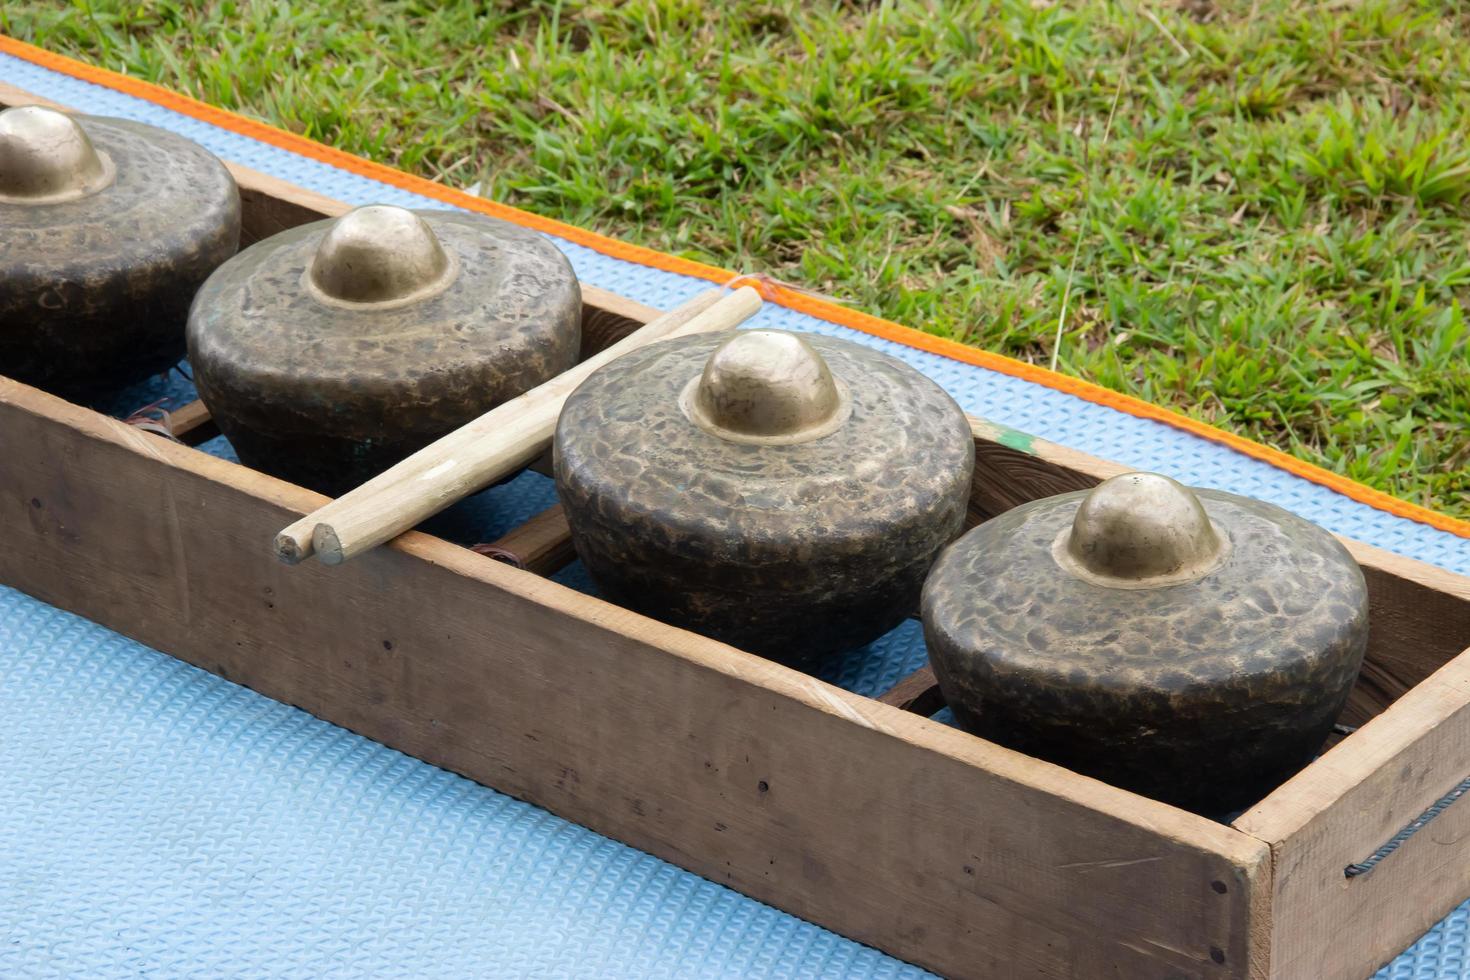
top-left (3, 33), bottom-right (1465, 540)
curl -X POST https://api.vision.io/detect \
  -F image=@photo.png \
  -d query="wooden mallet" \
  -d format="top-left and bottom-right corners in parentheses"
top-left (274, 285), bottom-right (764, 566)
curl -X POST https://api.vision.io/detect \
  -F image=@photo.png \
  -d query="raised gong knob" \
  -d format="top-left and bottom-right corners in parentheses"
top-left (0, 105), bottom-right (115, 204)
top-left (681, 329), bottom-right (852, 445)
top-left (1054, 472), bottom-right (1228, 588)
top-left (308, 205), bottom-right (456, 306)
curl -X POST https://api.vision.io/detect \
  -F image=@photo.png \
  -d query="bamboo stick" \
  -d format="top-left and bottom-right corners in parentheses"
top-left (274, 285), bottom-right (762, 565)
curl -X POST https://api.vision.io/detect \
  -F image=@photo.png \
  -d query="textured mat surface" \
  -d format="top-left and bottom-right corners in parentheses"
top-left (1, 49), bottom-right (1468, 978)
top-left (0, 588), bottom-right (923, 980)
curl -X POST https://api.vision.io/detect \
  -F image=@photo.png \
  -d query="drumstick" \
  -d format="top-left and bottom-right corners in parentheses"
top-left (274, 285), bottom-right (762, 565)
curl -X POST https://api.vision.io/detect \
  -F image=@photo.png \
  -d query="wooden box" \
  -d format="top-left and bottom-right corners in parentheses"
top-left (4, 83), bottom-right (1469, 979)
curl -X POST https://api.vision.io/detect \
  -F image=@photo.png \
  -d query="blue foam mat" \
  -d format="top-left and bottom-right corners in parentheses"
top-left (1, 49), bottom-right (1467, 978)
top-left (0, 587), bottom-right (923, 980)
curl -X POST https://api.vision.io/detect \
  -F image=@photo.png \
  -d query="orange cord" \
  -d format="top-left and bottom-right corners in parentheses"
top-left (3, 33), bottom-right (1465, 541)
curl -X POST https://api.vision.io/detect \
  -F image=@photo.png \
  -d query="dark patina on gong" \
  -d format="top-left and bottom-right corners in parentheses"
top-left (555, 329), bottom-right (975, 664)
top-left (922, 472), bottom-right (1369, 814)
top-left (0, 106), bottom-right (240, 399)
top-left (188, 205), bottom-right (581, 495)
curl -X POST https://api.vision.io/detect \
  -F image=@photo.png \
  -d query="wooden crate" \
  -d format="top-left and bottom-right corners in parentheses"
top-left (4, 83), bottom-right (1470, 980)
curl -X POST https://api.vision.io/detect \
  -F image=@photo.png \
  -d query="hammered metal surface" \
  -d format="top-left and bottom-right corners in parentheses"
top-left (922, 489), bottom-right (1369, 814)
top-left (0, 114), bottom-right (239, 400)
top-left (187, 210), bottom-right (580, 495)
top-left (555, 330), bottom-right (974, 663)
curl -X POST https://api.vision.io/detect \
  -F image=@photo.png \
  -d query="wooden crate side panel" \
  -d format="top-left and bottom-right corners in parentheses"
top-left (1235, 653), bottom-right (1470, 980)
top-left (0, 381), bottom-right (1267, 979)
top-left (1340, 538), bottom-right (1470, 724)
top-left (966, 418), bottom-right (1130, 524)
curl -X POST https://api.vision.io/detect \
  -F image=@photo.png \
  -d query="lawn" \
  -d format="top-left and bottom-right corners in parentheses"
top-left (5, 0), bottom-right (1467, 518)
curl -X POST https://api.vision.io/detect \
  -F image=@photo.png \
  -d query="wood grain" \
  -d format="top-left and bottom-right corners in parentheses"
top-left (966, 417), bottom-right (1129, 525)
top-left (1235, 651), bottom-right (1470, 979)
top-left (228, 161), bottom-right (349, 246)
top-left (967, 415), bottom-right (1470, 977)
top-left (477, 504), bottom-right (576, 576)
top-left (875, 666), bottom-right (944, 716)
top-left (579, 287), bottom-right (665, 357)
top-left (164, 399), bottom-right (220, 447)
top-left (0, 376), bottom-right (1269, 979)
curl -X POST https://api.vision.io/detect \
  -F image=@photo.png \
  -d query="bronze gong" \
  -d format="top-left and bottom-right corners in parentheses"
top-left (0, 105), bottom-right (240, 399)
top-left (187, 204), bottom-right (582, 495)
top-left (555, 328), bottom-right (975, 664)
top-left (922, 472), bottom-right (1370, 814)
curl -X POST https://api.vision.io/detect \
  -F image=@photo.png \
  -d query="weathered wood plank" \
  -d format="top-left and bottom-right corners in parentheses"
top-left (163, 399), bottom-right (219, 447)
top-left (228, 161), bottom-right (349, 247)
top-left (579, 288), bottom-right (665, 357)
top-left (966, 417), bottom-right (1129, 525)
top-left (875, 666), bottom-right (944, 716)
top-left (476, 504), bottom-right (576, 575)
top-left (1235, 651), bottom-right (1470, 980)
top-left (0, 377), bottom-right (1269, 979)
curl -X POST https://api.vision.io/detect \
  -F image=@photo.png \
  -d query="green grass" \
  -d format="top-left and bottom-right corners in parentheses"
top-left (5, 0), bottom-right (1468, 518)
